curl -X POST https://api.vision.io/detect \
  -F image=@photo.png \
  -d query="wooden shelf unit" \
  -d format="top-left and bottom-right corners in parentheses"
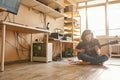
top-left (64, 10), bottom-right (81, 41)
top-left (64, 13), bottom-right (73, 40)
top-left (73, 12), bottom-right (81, 42)
top-left (21, 0), bottom-right (64, 18)
top-left (0, 21), bottom-right (49, 72)
top-left (64, 1), bottom-right (81, 50)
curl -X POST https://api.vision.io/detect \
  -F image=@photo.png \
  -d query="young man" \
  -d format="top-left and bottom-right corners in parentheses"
top-left (75, 30), bottom-right (108, 65)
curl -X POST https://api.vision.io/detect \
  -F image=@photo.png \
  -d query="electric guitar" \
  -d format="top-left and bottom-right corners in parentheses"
top-left (86, 40), bottom-right (119, 53)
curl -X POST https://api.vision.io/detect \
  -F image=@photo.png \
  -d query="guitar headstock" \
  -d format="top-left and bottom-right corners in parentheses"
top-left (109, 40), bottom-right (119, 45)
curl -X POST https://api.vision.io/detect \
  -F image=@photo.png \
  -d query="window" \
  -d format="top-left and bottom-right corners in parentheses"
top-left (87, 6), bottom-right (106, 36)
top-left (108, 3), bottom-right (120, 36)
top-left (79, 9), bottom-right (86, 33)
top-left (79, 6), bottom-right (105, 36)
top-left (78, 0), bottom-right (120, 36)
top-left (87, 0), bottom-right (106, 5)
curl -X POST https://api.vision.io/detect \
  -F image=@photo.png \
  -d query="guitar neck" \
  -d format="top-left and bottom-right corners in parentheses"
top-left (87, 40), bottom-right (118, 52)
top-left (87, 44), bottom-right (107, 51)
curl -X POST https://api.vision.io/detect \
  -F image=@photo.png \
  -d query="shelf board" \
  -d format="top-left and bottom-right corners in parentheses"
top-left (64, 32), bottom-right (72, 35)
top-left (65, 17), bottom-right (79, 21)
top-left (64, 27), bottom-right (72, 29)
top-left (64, 18), bottom-right (78, 23)
top-left (64, 25), bottom-right (73, 29)
top-left (74, 27), bottom-right (80, 29)
top-left (21, 0), bottom-right (64, 18)
top-left (64, 23), bottom-right (72, 26)
top-left (0, 7), bottom-right (7, 12)
top-left (73, 36), bottom-right (80, 38)
top-left (73, 41), bottom-right (79, 43)
top-left (64, 21), bottom-right (72, 24)
top-left (64, 29), bottom-right (72, 32)
top-left (74, 29), bottom-right (80, 31)
top-left (64, 0), bottom-right (76, 6)
top-left (73, 33), bottom-right (80, 36)
top-left (74, 32), bottom-right (80, 34)
top-left (64, 11), bottom-right (80, 17)
top-left (36, 0), bottom-right (65, 9)
top-left (0, 21), bottom-right (49, 33)
top-left (74, 26), bottom-right (80, 29)
top-left (49, 0), bottom-right (65, 9)
top-left (73, 38), bottom-right (80, 41)
top-left (64, 12), bottom-right (72, 18)
top-left (73, 38), bottom-right (80, 42)
top-left (64, 0), bottom-right (71, 6)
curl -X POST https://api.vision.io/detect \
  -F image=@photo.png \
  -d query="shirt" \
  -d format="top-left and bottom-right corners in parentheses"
top-left (76, 39), bottom-right (101, 57)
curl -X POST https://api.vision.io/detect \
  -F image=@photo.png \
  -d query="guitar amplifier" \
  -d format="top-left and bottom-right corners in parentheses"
top-left (32, 42), bottom-right (52, 62)
top-left (33, 43), bottom-right (46, 57)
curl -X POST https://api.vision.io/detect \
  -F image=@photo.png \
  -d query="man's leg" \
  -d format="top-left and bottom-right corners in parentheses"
top-left (77, 53), bottom-right (94, 62)
top-left (77, 53), bottom-right (102, 64)
top-left (98, 55), bottom-right (109, 63)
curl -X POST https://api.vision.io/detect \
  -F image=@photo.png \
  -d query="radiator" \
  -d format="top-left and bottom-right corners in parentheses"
top-left (109, 44), bottom-right (120, 57)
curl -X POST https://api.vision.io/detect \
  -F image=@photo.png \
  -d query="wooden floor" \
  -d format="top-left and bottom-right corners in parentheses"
top-left (0, 57), bottom-right (120, 80)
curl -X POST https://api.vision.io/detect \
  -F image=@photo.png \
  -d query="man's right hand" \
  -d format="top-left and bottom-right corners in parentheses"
top-left (75, 48), bottom-right (85, 53)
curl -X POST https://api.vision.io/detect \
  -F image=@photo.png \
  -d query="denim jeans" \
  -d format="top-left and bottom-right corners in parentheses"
top-left (77, 53), bottom-right (109, 64)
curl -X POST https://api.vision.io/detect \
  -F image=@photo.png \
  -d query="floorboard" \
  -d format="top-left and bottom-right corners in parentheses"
top-left (0, 57), bottom-right (120, 80)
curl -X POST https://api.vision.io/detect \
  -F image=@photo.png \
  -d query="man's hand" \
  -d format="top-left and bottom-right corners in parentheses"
top-left (94, 45), bottom-right (101, 55)
top-left (95, 45), bottom-right (99, 51)
top-left (75, 48), bottom-right (85, 53)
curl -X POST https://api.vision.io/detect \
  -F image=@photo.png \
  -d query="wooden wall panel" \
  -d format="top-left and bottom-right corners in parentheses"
top-left (0, 4), bottom-right (64, 62)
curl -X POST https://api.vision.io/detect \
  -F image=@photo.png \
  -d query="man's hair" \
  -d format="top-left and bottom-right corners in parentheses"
top-left (81, 30), bottom-right (93, 41)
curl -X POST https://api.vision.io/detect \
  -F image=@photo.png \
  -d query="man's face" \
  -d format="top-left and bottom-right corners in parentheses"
top-left (85, 34), bottom-right (92, 42)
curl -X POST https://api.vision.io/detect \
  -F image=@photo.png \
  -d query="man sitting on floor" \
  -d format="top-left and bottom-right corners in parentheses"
top-left (75, 30), bottom-right (108, 65)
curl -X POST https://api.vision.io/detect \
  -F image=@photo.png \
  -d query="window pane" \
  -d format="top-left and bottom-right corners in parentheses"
top-left (108, 3), bottom-right (120, 36)
top-left (78, 2), bottom-right (85, 7)
top-left (87, 0), bottom-right (106, 5)
top-left (87, 6), bottom-right (106, 36)
top-left (108, 0), bottom-right (120, 1)
top-left (79, 8), bottom-right (86, 33)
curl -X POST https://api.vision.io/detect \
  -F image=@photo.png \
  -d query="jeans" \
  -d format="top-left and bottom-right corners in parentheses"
top-left (77, 53), bottom-right (109, 65)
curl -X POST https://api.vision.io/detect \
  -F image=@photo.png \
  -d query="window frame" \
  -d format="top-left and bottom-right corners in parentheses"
top-left (77, 0), bottom-right (120, 37)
